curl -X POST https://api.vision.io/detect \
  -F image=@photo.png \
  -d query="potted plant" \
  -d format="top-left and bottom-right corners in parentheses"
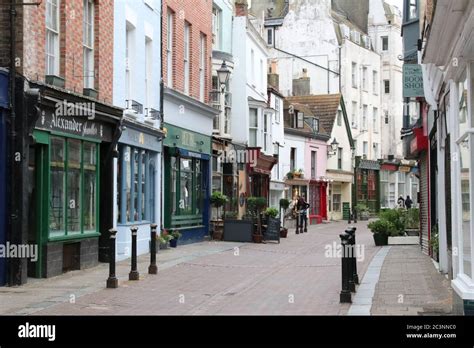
top-left (356, 204), bottom-right (370, 220)
top-left (279, 198), bottom-right (290, 238)
top-left (430, 224), bottom-right (439, 261)
top-left (247, 196), bottom-right (267, 243)
top-left (368, 219), bottom-right (395, 246)
top-left (265, 207), bottom-right (281, 241)
top-left (159, 235), bottom-right (171, 250)
top-left (169, 230), bottom-right (182, 248)
top-left (293, 169), bottom-right (304, 178)
top-left (210, 191), bottom-right (228, 240)
top-left (379, 208), bottom-right (405, 236)
top-left (286, 171), bottom-right (294, 180)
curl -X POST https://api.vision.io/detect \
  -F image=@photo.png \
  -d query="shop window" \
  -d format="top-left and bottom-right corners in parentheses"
top-left (48, 136), bottom-right (98, 239)
top-left (118, 145), bottom-right (156, 224)
top-left (332, 184), bottom-right (342, 212)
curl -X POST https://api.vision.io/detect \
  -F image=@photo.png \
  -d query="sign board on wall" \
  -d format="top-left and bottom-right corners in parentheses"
top-left (403, 64), bottom-right (424, 98)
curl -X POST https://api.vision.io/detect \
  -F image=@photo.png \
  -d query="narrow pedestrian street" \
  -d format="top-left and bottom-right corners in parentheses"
top-left (0, 221), bottom-right (451, 316)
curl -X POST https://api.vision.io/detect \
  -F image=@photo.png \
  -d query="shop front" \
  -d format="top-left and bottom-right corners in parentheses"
top-left (308, 179), bottom-right (328, 222)
top-left (163, 124), bottom-right (211, 243)
top-left (30, 85), bottom-right (122, 278)
top-left (246, 148), bottom-right (277, 202)
top-left (353, 157), bottom-right (381, 214)
top-left (0, 69), bottom-right (8, 286)
top-left (326, 170), bottom-right (353, 221)
top-left (115, 120), bottom-right (164, 261)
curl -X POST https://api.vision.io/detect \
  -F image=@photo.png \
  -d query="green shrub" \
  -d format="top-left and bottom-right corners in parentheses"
top-left (405, 208), bottom-right (420, 229)
top-left (210, 191), bottom-right (228, 207)
top-left (279, 198), bottom-right (290, 210)
top-left (379, 208), bottom-right (405, 234)
top-left (171, 230), bottom-right (182, 239)
top-left (265, 207), bottom-right (279, 218)
top-left (368, 219), bottom-right (396, 236)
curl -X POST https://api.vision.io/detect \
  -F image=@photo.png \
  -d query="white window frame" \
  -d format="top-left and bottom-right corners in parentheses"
top-left (373, 70), bottom-right (378, 95)
top-left (212, 6), bottom-right (221, 50)
top-left (275, 96), bottom-right (280, 123)
top-left (145, 36), bottom-right (153, 112)
top-left (384, 79), bottom-right (390, 93)
top-left (363, 141), bottom-right (368, 158)
top-left (83, 0), bottom-right (94, 89)
top-left (46, 0), bottom-right (60, 76)
top-left (362, 104), bottom-right (368, 130)
top-left (373, 107), bottom-right (378, 133)
top-left (166, 10), bottom-right (174, 88)
top-left (199, 33), bottom-right (206, 102)
top-left (382, 36), bottom-right (388, 51)
top-left (352, 62), bottom-right (357, 88)
top-left (184, 22), bottom-right (191, 95)
top-left (249, 108), bottom-right (258, 147)
top-left (352, 101), bottom-right (358, 128)
top-left (362, 67), bottom-right (368, 91)
top-left (125, 23), bottom-right (135, 104)
top-left (263, 113), bottom-right (270, 153)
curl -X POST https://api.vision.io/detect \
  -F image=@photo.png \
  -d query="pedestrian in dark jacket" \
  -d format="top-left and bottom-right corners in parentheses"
top-left (405, 195), bottom-right (413, 209)
top-left (296, 195), bottom-right (310, 233)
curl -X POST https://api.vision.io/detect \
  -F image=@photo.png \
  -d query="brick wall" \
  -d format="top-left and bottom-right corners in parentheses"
top-left (0, 0), bottom-right (114, 103)
top-left (162, 0), bottom-right (213, 104)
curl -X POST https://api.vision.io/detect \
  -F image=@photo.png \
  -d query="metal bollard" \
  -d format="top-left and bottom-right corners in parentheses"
top-left (349, 226), bottom-right (359, 284)
top-left (353, 208), bottom-right (358, 223)
top-left (106, 228), bottom-right (118, 289)
top-left (148, 224), bottom-right (158, 275)
top-left (339, 231), bottom-right (352, 303)
top-left (346, 228), bottom-right (356, 292)
top-left (129, 226), bottom-right (139, 281)
top-left (295, 211), bottom-right (300, 234)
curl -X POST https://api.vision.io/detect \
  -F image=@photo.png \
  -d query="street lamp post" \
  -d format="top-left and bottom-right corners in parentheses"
top-left (216, 61), bottom-right (231, 135)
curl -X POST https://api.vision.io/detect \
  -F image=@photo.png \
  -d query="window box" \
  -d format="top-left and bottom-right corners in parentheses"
top-left (45, 75), bottom-right (65, 88)
top-left (83, 88), bottom-right (98, 99)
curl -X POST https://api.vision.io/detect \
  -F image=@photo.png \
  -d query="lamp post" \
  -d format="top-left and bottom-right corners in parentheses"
top-left (216, 61), bottom-right (231, 135)
top-left (327, 138), bottom-right (339, 157)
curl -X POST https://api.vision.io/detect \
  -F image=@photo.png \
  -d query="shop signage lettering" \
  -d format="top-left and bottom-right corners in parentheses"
top-left (403, 64), bottom-right (424, 98)
top-left (37, 110), bottom-right (111, 141)
top-left (120, 127), bottom-right (160, 151)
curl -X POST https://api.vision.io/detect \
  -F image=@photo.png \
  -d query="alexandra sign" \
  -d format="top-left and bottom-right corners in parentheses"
top-left (403, 64), bottom-right (424, 98)
top-left (36, 109), bottom-right (113, 142)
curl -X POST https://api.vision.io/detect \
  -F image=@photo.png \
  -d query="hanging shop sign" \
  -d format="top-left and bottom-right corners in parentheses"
top-left (403, 64), bottom-right (424, 98)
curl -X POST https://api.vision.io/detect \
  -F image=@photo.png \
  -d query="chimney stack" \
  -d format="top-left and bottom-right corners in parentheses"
top-left (292, 68), bottom-right (310, 96)
top-left (268, 60), bottom-right (279, 90)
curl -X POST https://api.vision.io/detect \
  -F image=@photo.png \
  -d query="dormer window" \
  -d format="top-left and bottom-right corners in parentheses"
top-left (312, 118), bottom-right (319, 133)
top-left (297, 111), bottom-right (304, 128)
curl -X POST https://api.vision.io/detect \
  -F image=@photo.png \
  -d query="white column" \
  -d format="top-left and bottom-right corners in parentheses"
top-left (437, 98), bottom-right (448, 273)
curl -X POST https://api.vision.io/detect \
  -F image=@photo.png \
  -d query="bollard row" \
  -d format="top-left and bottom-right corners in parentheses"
top-left (106, 224), bottom-right (159, 289)
top-left (339, 226), bottom-right (359, 303)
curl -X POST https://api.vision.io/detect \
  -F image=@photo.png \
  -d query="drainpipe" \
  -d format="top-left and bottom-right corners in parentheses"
top-left (159, 2), bottom-right (165, 235)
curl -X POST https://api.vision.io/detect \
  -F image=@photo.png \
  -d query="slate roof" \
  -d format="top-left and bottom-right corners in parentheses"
top-left (285, 94), bottom-right (342, 136)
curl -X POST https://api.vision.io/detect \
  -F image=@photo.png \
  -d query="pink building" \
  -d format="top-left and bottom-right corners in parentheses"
top-left (305, 136), bottom-right (329, 221)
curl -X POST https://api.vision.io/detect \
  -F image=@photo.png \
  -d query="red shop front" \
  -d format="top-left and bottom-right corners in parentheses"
top-left (309, 180), bottom-right (328, 223)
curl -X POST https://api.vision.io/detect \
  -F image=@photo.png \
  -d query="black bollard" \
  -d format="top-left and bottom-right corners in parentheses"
top-left (349, 226), bottom-right (359, 284)
top-left (353, 207), bottom-right (358, 223)
top-left (106, 228), bottom-right (118, 289)
top-left (348, 207), bottom-right (352, 224)
top-left (129, 226), bottom-right (139, 281)
top-left (295, 211), bottom-right (300, 234)
top-left (339, 231), bottom-right (352, 303)
top-left (148, 224), bottom-right (158, 275)
top-left (346, 228), bottom-right (356, 292)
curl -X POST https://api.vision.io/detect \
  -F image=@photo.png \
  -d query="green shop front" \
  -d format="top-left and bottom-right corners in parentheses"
top-left (352, 156), bottom-right (381, 214)
top-left (29, 87), bottom-right (122, 278)
top-left (163, 124), bottom-right (211, 243)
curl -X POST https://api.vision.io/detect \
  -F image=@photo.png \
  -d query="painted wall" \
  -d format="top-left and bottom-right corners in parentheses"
top-left (326, 105), bottom-right (353, 173)
top-left (369, 0), bottom-right (404, 160)
top-left (213, 0), bottom-right (234, 54)
top-left (113, 0), bottom-right (162, 121)
top-left (305, 138), bottom-right (327, 180)
top-left (270, 92), bottom-right (285, 183)
top-left (341, 40), bottom-right (382, 161)
top-left (281, 133), bottom-right (306, 177)
top-left (268, 0), bottom-right (340, 96)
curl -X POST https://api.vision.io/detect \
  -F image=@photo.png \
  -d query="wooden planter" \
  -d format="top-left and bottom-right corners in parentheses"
top-left (211, 220), bottom-right (224, 241)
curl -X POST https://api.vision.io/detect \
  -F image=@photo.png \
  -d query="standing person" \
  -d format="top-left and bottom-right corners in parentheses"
top-left (397, 195), bottom-right (405, 209)
top-left (405, 195), bottom-right (413, 209)
top-left (297, 194), bottom-right (310, 233)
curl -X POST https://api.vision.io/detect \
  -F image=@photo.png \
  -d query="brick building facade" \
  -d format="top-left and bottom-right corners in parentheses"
top-left (0, 0), bottom-right (122, 284)
top-left (162, 0), bottom-right (212, 104)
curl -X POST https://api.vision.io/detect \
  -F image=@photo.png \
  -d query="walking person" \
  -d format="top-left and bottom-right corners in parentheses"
top-left (297, 194), bottom-right (310, 233)
top-left (397, 195), bottom-right (405, 209)
top-left (405, 195), bottom-right (413, 209)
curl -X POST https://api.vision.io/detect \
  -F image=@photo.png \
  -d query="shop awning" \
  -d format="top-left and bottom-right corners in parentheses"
top-left (285, 178), bottom-right (310, 186)
top-left (247, 147), bottom-right (277, 175)
top-left (357, 159), bottom-right (381, 171)
top-left (176, 147), bottom-right (211, 160)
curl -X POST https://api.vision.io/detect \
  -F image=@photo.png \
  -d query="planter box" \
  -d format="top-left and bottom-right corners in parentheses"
top-left (405, 228), bottom-right (420, 236)
top-left (373, 233), bottom-right (388, 246)
top-left (388, 236), bottom-right (419, 245)
top-left (83, 88), bottom-right (98, 99)
top-left (45, 75), bottom-right (65, 88)
top-left (223, 219), bottom-right (253, 242)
